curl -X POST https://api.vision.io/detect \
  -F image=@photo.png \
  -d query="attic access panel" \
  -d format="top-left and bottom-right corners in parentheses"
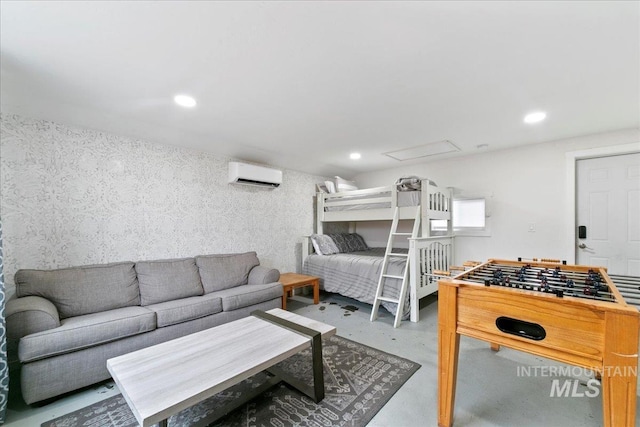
top-left (383, 140), bottom-right (460, 161)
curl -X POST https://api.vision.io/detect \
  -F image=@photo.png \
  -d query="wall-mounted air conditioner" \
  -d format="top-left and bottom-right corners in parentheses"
top-left (228, 161), bottom-right (282, 188)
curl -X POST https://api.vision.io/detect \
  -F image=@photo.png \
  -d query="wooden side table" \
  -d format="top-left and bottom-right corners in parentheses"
top-left (279, 273), bottom-right (320, 310)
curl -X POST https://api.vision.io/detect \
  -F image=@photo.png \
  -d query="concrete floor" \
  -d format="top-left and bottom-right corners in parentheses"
top-left (4, 292), bottom-right (640, 427)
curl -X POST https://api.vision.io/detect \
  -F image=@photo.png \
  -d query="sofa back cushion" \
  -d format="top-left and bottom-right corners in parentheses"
top-left (15, 262), bottom-right (139, 319)
top-left (195, 252), bottom-right (260, 293)
top-left (135, 258), bottom-right (204, 305)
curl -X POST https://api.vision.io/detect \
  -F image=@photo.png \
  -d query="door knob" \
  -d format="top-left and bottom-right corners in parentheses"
top-left (578, 243), bottom-right (587, 249)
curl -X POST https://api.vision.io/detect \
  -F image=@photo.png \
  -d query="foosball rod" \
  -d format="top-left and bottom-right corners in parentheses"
top-left (467, 263), bottom-right (628, 301)
top-left (474, 266), bottom-right (608, 287)
top-left (464, 268), bottom-right (603, 288)
top-left (475, 264), bottom-right (608, 287)
top-left (461, 279), bottom-right (615, 303)
top-left (603, 273), bottom-right (640, 290)
top-left (619, 292), bottom-right (640, 302)
top-left (615, 286), bottom-right (640, 296)
top-left (612, 282), bottom-right (640, 291)
top-left (606, 274), bottom-right (640, 281)
top-left (470, 272), bottom-right (611, 294)
top-left (480, 263), bottom-right (604, 282)
top-left (501, 267), bottom-right (640, 297)
top-left (608, 277), bottom-right (640, 287)
top-left (459, 273), bottom-right (615, 302)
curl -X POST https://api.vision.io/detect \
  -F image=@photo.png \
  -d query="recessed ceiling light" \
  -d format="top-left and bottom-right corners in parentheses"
top-left (524, 111), bottom-right (546, 124)
top-left (350, 152), bottom-right (361, 160)
top-left (174, 94), bottom-right (197, 108)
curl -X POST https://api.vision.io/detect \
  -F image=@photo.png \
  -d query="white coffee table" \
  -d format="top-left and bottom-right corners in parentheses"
top-left (107, 308), bottom-right (336, 427)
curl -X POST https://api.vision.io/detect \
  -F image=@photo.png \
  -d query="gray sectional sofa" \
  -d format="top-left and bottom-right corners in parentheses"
top-left (6, 252), bottom-right (283, 404)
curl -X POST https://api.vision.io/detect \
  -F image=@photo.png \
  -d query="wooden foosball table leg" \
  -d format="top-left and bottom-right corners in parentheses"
top-left (601, 311), bottom-right (639, 427)
top-left (438, 285), bottom-right (460, 427)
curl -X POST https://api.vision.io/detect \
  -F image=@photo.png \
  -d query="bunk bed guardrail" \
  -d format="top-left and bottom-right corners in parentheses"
top-left (317, 186), bottom-right (405, 228)
top-left (409, 235), bottom-right (454, 322)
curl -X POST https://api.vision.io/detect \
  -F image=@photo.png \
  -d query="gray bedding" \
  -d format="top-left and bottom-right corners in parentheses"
top-left (302, 248), bottom-right (410, 318)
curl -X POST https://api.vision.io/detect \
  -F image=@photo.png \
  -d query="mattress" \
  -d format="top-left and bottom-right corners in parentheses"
top-left (302, 248), bottom-right (410, 318)
top-left (324, 191), bottom-right (420, 211)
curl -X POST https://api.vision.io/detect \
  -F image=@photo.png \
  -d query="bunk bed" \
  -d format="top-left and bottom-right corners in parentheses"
top-left (302, 178), bottom-right (454, 323)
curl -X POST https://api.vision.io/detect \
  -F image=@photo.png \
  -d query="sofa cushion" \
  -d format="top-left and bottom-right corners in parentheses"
top-left (6, 296), bottom-right (60, 340)
top-left (18, 306), bottom-right (155, 363)
top-left (146, 294), bottom-right (223, 328)
top-left (213, 283), bottom-right (283, 312)
top-left (15, 262), bottom-right (140, 319)
top-left (195, 252), bottom-right (260, 293)
top-left (136, 258), bottom-right (204, 306)
top-left (248, 266), bottom-right (280, 285)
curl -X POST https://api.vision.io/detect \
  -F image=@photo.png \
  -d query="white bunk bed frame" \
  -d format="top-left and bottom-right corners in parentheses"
top-left (305, 179), bottom-right (454, 322)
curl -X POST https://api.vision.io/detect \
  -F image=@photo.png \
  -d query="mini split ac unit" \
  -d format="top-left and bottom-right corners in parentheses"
top-left (228, 161), bottom-right (282, 188)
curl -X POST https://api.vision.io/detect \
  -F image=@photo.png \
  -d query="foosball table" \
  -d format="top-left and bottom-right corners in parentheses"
top-left (438, 259), bottom-right (640, 427)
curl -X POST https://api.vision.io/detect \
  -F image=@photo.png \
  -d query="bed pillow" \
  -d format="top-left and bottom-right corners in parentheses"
top-left (310, 234), bottom-right (339, 255)
top-left (324, 180), bottom-right (336, 193)
top-left (395, 176), bottom-right (423, 191)
top-left (329, 233), bottom-right (369, 252)
top-left (352, 233), bottom-right (369, 251)
top-left (328, 233), bottom-right (350, 253)
top-left (334, 176), bottom-right (358, 192)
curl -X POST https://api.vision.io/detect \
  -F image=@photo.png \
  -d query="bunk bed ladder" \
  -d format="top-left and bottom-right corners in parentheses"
top-left (370, 206), bottom-right (421, 328)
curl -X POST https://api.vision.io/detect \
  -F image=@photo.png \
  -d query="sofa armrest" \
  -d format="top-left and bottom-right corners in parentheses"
top-left (6, 295), bottom-right (61, 341)
top-left (248, 266), bottom-right (280, 285)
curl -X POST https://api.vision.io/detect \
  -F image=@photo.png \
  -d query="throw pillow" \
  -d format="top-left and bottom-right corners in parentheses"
top-left (328, 233), bottom-right (350, 253)
top-left (310, 234), bottom-right (339, 255)
top-left (352, 233), bottom-right (369, 251)
top-left (330, 233), bottom-right (368, 252)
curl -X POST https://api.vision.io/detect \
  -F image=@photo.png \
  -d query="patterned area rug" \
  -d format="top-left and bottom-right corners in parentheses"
top-left (42, 335), bottom-right (419, 427)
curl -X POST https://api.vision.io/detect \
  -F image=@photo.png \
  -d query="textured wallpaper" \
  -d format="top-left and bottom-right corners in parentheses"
top-left (0, 113), bottom-right (327, 292)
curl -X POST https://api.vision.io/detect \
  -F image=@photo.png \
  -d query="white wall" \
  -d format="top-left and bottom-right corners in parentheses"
top-left (353, 129), bottom-right (640, 265)
top-left (0, 113), bottom-right (326, 293)
top-left (2, 114), bottom-right (637, 288)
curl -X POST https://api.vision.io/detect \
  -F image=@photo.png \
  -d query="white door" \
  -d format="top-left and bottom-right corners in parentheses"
top-left (576, 153), bottom-right (640, 275)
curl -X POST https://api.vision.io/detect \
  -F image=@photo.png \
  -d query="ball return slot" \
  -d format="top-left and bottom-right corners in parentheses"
top-left (495, 316), bottom-right (546, 341)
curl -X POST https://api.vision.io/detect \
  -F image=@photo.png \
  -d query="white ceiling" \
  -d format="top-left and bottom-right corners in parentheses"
top-left (1, 1), bottom-right (638, 178)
